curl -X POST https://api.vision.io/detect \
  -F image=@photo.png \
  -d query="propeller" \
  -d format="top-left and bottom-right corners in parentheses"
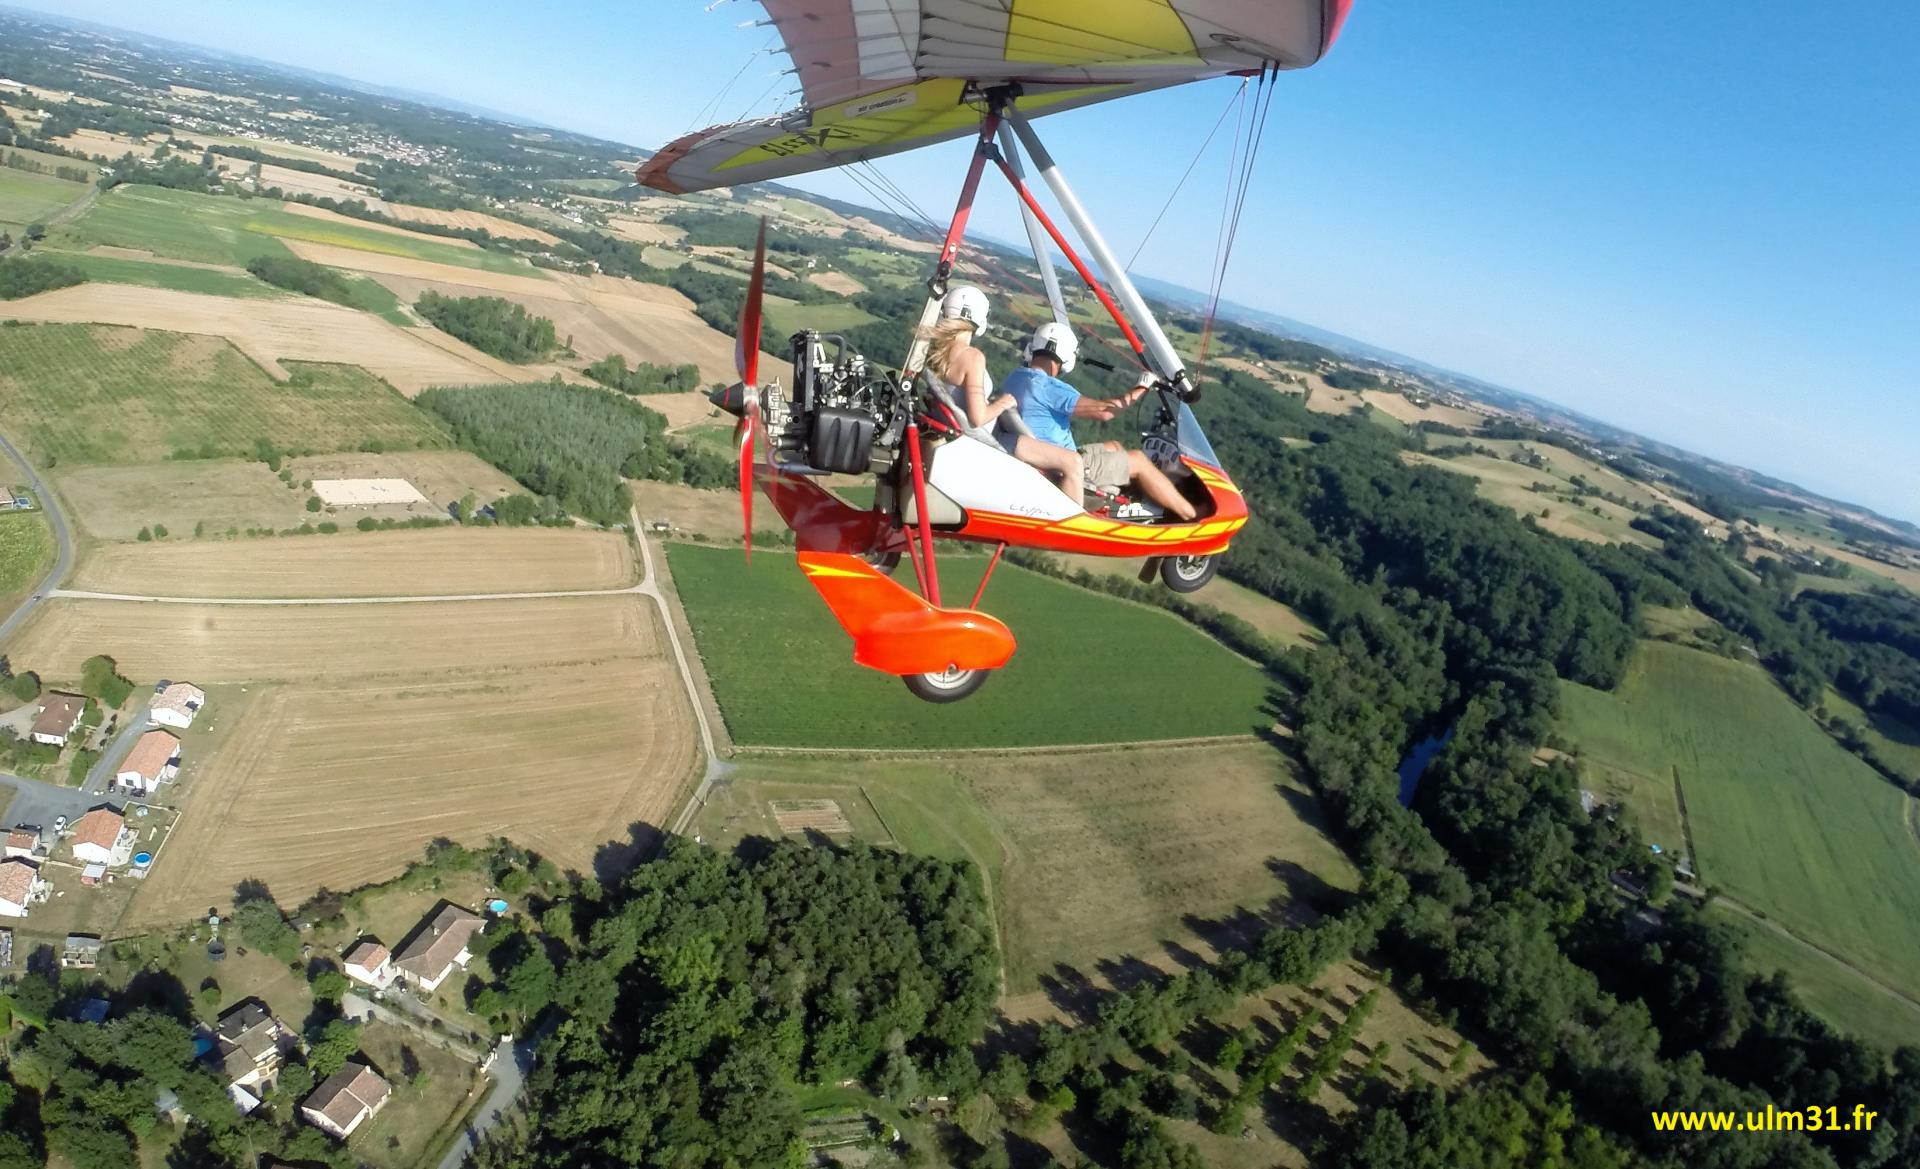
top-left (716, 219), bottom-right (769, 561)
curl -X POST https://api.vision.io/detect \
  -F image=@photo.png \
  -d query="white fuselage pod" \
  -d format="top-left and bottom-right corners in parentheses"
top-left (927, 433), bottom-right (1081, 522)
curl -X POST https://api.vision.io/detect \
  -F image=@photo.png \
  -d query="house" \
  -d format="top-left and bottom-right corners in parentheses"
top-left (0, 857), bottom-right (48, 917)
top-left (62, 934), bottom-right (103, 968)
top-left (300, 1060), bottom-right (391, 1140)
top-left (150, 681), bottom-right (206, 730)
top-left (116, 729), bottom-right (182, 793)
top-left (30, 692), bottom-right (87, 746)
top-left (69, 806), bottom-right (134, 867)
top-left (3, 824), bottom-right (42, 859)
top-left (212, 999), bottom-right (297, 1091)
top-left (343, 939), bottom-right (395, 990)
top-left (392, 902), bottom-right (486, 992)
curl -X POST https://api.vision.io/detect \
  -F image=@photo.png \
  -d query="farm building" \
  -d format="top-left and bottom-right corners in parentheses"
top-left (301, 1060), bottom-right (391, 1140)
top-left (68, 806), bottom-right (134, 867)
top-left (0, 858), bottom-right (49, 917)
top-left (392, 901), bottom-right (485, 992)
top-left (3, 824), bottom-right (43, 859)
top-left (343, 939), bottom-right (395, 989)
top-left (150, 681), bottom-right (206, 729)
top-left (116, 729), bottom-right (182, 793)
top-left (29, 692), bottom-right (87, 746)
top-left (213, 999), bottom-right (298, 1092)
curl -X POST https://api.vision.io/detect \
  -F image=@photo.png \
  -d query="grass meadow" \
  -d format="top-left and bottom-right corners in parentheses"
top-left (51, 185), bottom-right (531, 274)
top-left (695, 742), bottom-right (1357, 992)
top-left (1559, 639), bottom-right (1920, 1000)
top-left (0, 322), bottom-right (448, 464)
top-left (667, 542), bottom-right (1277, 748)
top-left (760, 295), bottom-right (877, 339)
top-left (1713, 907), bottom-right (1920, 1051)
top-left (0, 166), bottom-right (86, 229)
top-left (37, 248), bottom-right (283, 298)
top-left (0, 510), bottom-right (54, 611)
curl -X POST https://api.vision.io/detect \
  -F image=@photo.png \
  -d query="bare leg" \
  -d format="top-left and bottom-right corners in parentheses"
top-left (1126, 449), bottom-right (1197, 521)
top-left (1016, 437), bottom-right (1086, 509)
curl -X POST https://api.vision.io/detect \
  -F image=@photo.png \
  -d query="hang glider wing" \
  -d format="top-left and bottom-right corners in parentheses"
top-left (640, 0), bottom-right (1353, 194)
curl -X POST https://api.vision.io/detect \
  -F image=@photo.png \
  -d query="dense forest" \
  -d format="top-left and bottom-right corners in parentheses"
top-left (414, 291), bottom-right (558, 363)
top-left (244, 255), bottom-right (358, 307)
top-left (582, 354), bottom-right (705, 395)
top-left (472, 839), bottom-right (999, 1167)
top-left (0, 256), bottom-right (86, 299)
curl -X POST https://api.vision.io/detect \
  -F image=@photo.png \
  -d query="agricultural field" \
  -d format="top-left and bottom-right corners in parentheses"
top-left (760, 294), bottom-right (877, 338)
top-left (0, 288), bottom-right (505, 392)
top-left (2, 145), bottom-right (100, 178)
top-left (695, 741), bottom-right (1357, 993)
top-left (1403, 449), bottom-right (1656, 546)
top-left (34, 247), bottom-right (282, 298)
top-left (379, 201), bottom-right (563, 245)
top-left (667, 543), bottom-right (1277, 748)
top-left (0, 167), bottom-right (87, 230)
top-left (0, 323), bottom-right (450, 464)
top-left (0, 510), bottom-right (54, 615)
top-left (1558, 639), bottom-right (1920, 1000)
top-left (1713, 907), bottom-right (1920, 1051)
top-left (1358, 389), bottom-right (1484, 430)
top-left (72, 527), bottom-right (636, 597)
top-left (50, 185), bottom-right (534, 275)
top-left (0, 594), bottom-right (698, 926)
top-left (1044, 551), bottom-right (1323, 650)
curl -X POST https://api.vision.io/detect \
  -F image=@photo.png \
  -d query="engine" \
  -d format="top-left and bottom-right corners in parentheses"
top-left (764, 330), bottom-right (906, 475)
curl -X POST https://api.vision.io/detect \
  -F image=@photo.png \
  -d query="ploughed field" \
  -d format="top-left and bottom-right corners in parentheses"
top-left (1559, 639), bottom-right (1920, 1004)
top-left (666, 543), bottom-right (1277, 748)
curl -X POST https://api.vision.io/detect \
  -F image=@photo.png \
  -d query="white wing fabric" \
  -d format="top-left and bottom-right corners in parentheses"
top-left (640, 0), bottom-right (1352, 193)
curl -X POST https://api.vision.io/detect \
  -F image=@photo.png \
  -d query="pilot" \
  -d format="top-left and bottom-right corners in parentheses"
top-left (1000, 323), bottom-right (1198, 520)
top-left (921, 286), bottom-right (1084, 491)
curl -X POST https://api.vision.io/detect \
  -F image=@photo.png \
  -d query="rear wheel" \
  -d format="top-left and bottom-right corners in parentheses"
top-left (904, 666), bottom-right (989, 703)
top-left (1161, 554), bottom-right (1218, 593)
top-left (863, 548), bottom-right (903, 576)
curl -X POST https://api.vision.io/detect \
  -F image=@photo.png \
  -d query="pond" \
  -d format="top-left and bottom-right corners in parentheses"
top-left (1396, 727), bottom-right (1455, 806)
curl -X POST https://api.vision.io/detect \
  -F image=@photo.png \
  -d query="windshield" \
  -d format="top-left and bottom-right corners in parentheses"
top-left (1174, 401), bottom-right (1221, 468)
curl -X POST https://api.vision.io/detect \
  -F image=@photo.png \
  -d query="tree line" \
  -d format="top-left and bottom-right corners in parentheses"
top-left (414, 292), bottom-right (558, 363)
top-left (582, 354), bottom-right (704, 395)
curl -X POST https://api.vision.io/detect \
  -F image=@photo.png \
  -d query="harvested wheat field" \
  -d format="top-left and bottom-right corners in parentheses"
top-left (51, 128), bottom-right (159, 158)
top-left (223, 160), bottom-right (377, 203)
top-left (650, 391), bottom-right (723, 430)
top-left (282, 239), bottom-right (551, 295)
top-left (0, 283), bottom-right (503, 391)
top-left (105, 599), bottom-right (695, 925)
top-left (279, 201), bottom-right (480, 247)
top-left (1360, 390), bottom-right (1484, 430)
top-left (71, 528), bottom-right (636, 598)
top-left (380, 202), bottom-right (563, 245)
top-left (808, 270), bottom-right (866, 296)
top-left (604, 216), bottom-right (686, 246)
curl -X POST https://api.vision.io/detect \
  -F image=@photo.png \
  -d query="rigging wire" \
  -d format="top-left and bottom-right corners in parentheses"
top-left (1196, 64), bottom-right (1279, 378)
top-left (1125, 79), bottom-right (1247, 273)
top-left (685, 34), bottom-right (777, 135)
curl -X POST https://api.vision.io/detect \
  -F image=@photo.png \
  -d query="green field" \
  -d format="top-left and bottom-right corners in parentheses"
top-left (694, 742), bottom-right (1356, 992)
top-left (0, 322), bottom-right (449, 464)
top-left (52, 185), bottom-right (537, 275)
top-left (0, 510), bottom-right (54, 608)
top-left (761, 294), bottom-right (877, 339)
top-left (0, 167), bottom-right (87, 229)
top-left (1713, 907), bottom-right (1920, 1050)
top-left (39, 249), bottom-right (283, 298)
top-left (667, 543), bottom-right (1276, 748)
top-left (1823, 686), bottom-right (1920, 784)
top-left (1560, 639), bottom-right (1920, 999)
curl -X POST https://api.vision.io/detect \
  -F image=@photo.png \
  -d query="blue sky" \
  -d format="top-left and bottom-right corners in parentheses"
top-left (27, 1), bottom-right (1920, 522)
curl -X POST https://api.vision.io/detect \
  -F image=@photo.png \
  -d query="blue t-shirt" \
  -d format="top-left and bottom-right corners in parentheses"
top-left (1001, 365), bottom-right (1080, 451)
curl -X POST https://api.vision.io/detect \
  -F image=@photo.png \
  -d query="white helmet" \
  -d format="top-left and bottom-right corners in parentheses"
top-left (939, 285), bottom-right (990, 335)
top-left (1028, 321), bottom-right (1079, 374)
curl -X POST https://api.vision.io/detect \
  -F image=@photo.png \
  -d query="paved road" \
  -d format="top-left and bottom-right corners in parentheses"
top-left (436, 1035), bottom-right (538, 1169)
top-left (0, 183), bottom-right (99, 261)
top-left (0, 771), bottom-right (97, 833)
top-left (81, 707), bottom-right (150, 796)
top-left (0, 428), bottom-right (76, 646)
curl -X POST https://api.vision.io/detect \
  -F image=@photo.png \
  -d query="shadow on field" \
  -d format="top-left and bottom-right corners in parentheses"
top-left (592, 820), bottom-right (667, 881)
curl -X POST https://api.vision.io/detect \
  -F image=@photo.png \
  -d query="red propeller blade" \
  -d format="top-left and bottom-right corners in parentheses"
top-left (735, 219), bottom-right (769, 560)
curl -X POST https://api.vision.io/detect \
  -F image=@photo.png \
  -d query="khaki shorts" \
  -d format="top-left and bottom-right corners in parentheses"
top-left (1079, 443), bottom-right (1131, 491)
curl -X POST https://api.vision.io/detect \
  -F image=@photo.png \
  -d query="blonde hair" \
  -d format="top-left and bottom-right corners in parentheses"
top-left (919, 318), bottom-right (977, 384)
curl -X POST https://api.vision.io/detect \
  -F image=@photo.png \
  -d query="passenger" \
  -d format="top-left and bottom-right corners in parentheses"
top-left (1001, 323), bottom-right (1199, 521)
top-left (920, 286), bottom-right (1084, 492)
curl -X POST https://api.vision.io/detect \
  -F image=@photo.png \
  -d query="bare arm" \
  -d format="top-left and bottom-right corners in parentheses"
top-left (954, 349), bottom-right (1012, 428)
top-left (1071, 384), bottom-right (1147, 421)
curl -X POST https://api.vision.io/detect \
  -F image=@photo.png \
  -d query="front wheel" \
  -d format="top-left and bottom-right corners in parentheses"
top-left (1161, 554), bottom-right (1218, 593)
top-left (904, 667), bottom-right (990, 704)
top-left (863, 548), bottom-right (903, 576)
